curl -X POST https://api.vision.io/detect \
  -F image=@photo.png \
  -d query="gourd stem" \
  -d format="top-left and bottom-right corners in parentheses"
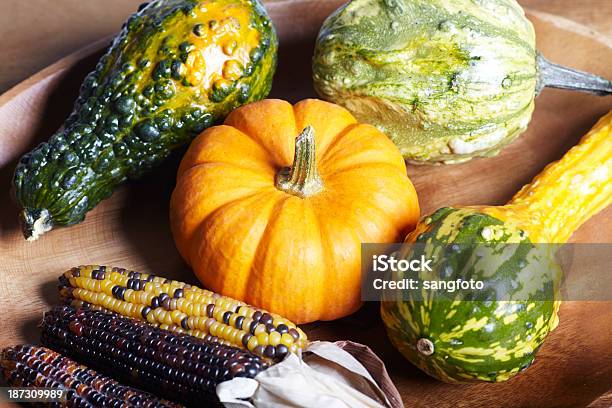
top-left (416, 338), bottom-right (434, 356)
top-left (20, 208), bottom-right (53, 241)
top-left (275, 126), bottom-right (323, 198)
top-left (536, 52), bottom-right (612, 96)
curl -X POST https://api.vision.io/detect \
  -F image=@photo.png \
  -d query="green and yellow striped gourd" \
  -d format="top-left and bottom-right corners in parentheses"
top-left (381, 112), bottom-right (612, 382)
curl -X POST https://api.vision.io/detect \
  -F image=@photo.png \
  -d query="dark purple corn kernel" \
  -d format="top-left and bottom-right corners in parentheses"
top-left (40, 306), bottom-right (269, 406)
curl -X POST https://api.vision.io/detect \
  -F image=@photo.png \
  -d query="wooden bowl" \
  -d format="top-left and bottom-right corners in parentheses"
top-left (0, 1), bottom-right (610, 406)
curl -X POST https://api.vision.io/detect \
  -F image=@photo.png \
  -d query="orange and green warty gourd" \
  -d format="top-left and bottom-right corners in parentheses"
top-left (15, 0), bottom-right (277, 240)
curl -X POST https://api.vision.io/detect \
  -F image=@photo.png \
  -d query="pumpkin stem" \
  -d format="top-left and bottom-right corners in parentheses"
top-left (275, 126), bottom-right (323, 198)
top-left (536, 52), bottom-right (612, 96)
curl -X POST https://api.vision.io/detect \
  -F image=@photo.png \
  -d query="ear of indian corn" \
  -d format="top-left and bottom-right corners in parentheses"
top-left (58, 265), bottom-right (308, 361)
top-left (41, 305), bottom-right (268, 406)
top-left (1, 344), bottom-right (180, 408)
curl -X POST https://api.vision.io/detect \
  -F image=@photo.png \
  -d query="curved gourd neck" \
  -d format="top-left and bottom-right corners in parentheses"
top-left (501, 112), bottom-right (612, 242)
top-left (275, 126), bottom-right (324, 198)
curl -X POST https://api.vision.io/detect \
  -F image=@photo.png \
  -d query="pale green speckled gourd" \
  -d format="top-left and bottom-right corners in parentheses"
top-left (313, 0), bottom-right (612, 163)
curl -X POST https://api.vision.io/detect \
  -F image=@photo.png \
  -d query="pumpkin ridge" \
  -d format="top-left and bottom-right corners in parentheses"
top-left (173, 163), bottom-right (272, 219)
top-left (317, 188), bottom-right (403, 244)
top-left (224, 99), bottom-right (298, 166)
top-left (311, 204), bottom-right (364, 320)
top-left (322, 158), bottom-right (407, 179)
top-left (319, 125), bottom-right (406, 173)
top-left (311, 206), bottom-right (332, 319)
top-left (230, 127), bottom-right (285, 169)
top-left (172, 162), bottom-right (273, 249)
top-left (193, 189), bottom-right (285, 296)
top-left (317, 163), bottom-right (418, 243)
top-left (186, 159), bottom-right (277, 179)
top-left (186, 187), bottom-right (277, 267)
top-left (244, 194), bottom-right (305, 315)
top-left (292, 99), bottom-right (358, 154)
top-left (177, 125), bottom-right (277, 178)
top-left (304, 201), bottom-right (339, 321)
top-left (317, 123), bottom-right (363, 162)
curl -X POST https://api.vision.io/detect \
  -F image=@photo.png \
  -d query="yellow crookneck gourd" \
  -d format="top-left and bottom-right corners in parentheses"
top-left (483, 114), bottom-right (611, 243)
top-left (381, 112), bottom-right (611, 383)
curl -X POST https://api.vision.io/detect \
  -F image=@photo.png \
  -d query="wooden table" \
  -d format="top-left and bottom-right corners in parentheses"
top-left (0, 1), bottom-right (610, 407)
top-left (0, 0), bottom-right (610, 94)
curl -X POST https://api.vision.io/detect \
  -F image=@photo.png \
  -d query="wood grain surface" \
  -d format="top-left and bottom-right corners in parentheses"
top-left (0, 1), bottom-right (611, 407)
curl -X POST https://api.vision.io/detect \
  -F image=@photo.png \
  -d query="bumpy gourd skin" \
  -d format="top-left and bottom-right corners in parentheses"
top-left (313, 0), bottom-right (537, 163)
top-left (14, 0), bottom-right (277, 240)
top-left (381, 207), bottom-right (561, 383)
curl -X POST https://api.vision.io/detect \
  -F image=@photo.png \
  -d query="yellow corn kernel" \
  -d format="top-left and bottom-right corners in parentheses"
top-left (280, 333), bottom-right (294, 347)
top-left (247, 336), bottom-right (259, 351)
top-left (170, 310), bottom-right (184, 325)
top-left (256, 333), bottom-right (269, 346)
top-left (242, 318), bottom-right (253, 332)
top-left (221, 324), bottom-right (234, 340)
top-left (253, 324), bottom-right (266, 336)
top-left (59, 265), bottom-right (308, 358)
top-left (269, 332), bottom-right (281, 346)
top-left (124, 289), bottom-right (134, 303)
top-left (209, 321), bottom-right (221, 337)
top-left (231, 329), bottom-right (243, 345)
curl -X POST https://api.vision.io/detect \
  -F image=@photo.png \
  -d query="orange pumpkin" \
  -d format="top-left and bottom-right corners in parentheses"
top-left (170, 99), bottom-right (419, 323)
